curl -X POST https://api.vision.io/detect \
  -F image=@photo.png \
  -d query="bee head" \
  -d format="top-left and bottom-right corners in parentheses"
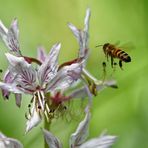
top-left (103, 43), bottom-right (110, 50)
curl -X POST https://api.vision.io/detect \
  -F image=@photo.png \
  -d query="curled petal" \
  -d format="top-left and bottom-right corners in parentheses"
top-left (25, 101), bottom-right (42, 133)
top-left (79, 132), bottom-right (117, 148)
top-left (37, 46), bottom-right (47, 63)
top-left (46, 62), bottom-right (83, 92)
top-left (70, 108), bottom-right (91, 147)
top-left (0, 19), bottom-right (21, 55)
top-left (0, 132), bottom-right (23, 148)
top-left (38, 43), bottom-right (61, 86)
top-left (42, 129), bottom-right (63, 148)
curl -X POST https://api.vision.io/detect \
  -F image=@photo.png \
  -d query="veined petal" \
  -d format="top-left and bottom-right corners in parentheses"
top-left (68, 8), bottom-right (91, 63)
top-left (42, 129), bottom-right (63, 148)
top-left (9, 18), bottom-right (19, 41)
top-left (70, 108), bottom-right (91, 147)
top-left (0, 19), bottom-right (21, 55)
top-left (79, 132), bottom-right (117, 148)
top-left (38, 43), bottom-right (61, 86)
top-left (5, 53), bottom-right (37, 92)
top-left (25, 101), bottom-right (42, 133)
top-left (0, 132), bottom-right (23, 148)
top-left (0, 82), bottom-right (22, 94)
top-left (68, 23), bottom-right (81, 44)
top-left (1, 69), bottom-right (15, 99)
top-left (5, 53), bottom-right (29, 69)
top-left (68, 22), bottom-right (88, 58)
top-left (37, 46), bottom-right (47, 63)
top-left (46, 62), bottom-right (83, 92)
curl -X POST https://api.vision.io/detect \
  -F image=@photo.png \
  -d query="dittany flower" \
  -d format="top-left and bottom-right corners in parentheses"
top-left (0, 132), bottom-right (23, 148)
top-left (0, 43), bottom-right (83, 132)
top-left (43, 107), bottom-right (117, 148)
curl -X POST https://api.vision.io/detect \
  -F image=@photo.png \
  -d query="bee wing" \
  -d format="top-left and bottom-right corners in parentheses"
top-left (117, 42), bottom-right (135, 51)
top-left (114, 40), bottom-right (121, 46)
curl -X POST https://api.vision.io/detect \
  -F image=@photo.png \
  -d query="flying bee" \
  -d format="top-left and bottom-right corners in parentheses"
top-left (96, 43), bottom-right (131, 69)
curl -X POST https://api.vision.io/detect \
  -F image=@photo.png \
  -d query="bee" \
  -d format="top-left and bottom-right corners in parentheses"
top-left (96, 43), bottom-right (131, 69)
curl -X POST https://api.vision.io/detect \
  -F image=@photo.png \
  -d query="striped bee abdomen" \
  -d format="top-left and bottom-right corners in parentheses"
top-left (114, 49), bottom-right (131, 62)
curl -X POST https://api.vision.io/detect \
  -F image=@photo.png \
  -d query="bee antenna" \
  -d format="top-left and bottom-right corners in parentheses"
top-left (95, 45), bottom-right (103, 48)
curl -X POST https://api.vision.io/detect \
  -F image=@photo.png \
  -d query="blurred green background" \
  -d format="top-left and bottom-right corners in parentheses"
top-left (0, 0), bottom-right (147, 147)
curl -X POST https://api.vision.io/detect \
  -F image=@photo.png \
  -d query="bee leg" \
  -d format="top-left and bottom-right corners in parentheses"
top-left (110, 62), bottom-right (117, 77)
top-left (119, 60), bottom-right (123, 70)
top-left (102, 62), bottom-right (106, 81)
top-left (111, 56), bottom-right (114, 68)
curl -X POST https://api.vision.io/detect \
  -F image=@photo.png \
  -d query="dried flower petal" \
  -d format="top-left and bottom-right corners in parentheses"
top-left (0, 132), bottom-right (23, 148)
top-left (42, 129), bottom-right (62, 148)
top-left (70, 108), bottom-right (91, 147)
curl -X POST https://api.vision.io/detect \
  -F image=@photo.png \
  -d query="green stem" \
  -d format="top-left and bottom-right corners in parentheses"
top-left (44, 117), bottom-right (52, 148)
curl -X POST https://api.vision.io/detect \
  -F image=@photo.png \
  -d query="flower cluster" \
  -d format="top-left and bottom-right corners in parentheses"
top-left (0, 8), bottom-right (117, 147)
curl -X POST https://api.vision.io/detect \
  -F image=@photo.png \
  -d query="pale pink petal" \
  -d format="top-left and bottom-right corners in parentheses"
top-left (0, 82), bottom-right (22, 94)
top-left (79, 132), bottom-right (117, 148)
top-left (46, 62), bottom-right (83, 92)
top-left (68, 8), bottom-right (91, 60)
top-left (5, 53), bottom-right (37, 92)
top-left (42, 129), bottom-right (62, 148)
top-left (38, 43), bottom-right (61, 86)
top-left (0, 19), bottom-right (21, 55)
top-left (37, 46), bottom-right (47, 63)
top-left (25, 101), bottom-right (42, 133)
top-left (1, 69), bottom-right (15, 99)
top-left (70, 108), bottom-right (91, 147)
top-left (0, 132), bottom-right (23, 148)
top-left (5, 53), bottom-right (29, 69)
